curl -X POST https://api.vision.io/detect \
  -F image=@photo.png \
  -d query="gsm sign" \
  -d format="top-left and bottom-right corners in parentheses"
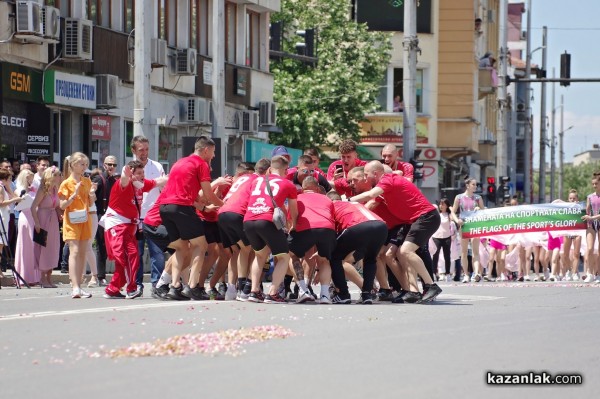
top-left (10, 72), bottom-right (31, 93)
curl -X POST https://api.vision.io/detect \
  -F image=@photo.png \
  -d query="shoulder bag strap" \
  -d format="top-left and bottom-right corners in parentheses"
top-left (264, 175), bottom-right (278, 209)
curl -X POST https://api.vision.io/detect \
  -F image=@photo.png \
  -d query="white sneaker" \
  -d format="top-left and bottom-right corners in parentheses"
top-left (445, 274), bottom-right (453, 282)
top-left (564, 271), bottom-right (572, 281)
top-left (462, 275), bottom-right (470, 283)
top-left (225, 283), bottom-right (237, 301)
top-left (584, 274), bottom-right (593, 283)
top-left (523, 275), bottom-right (531, 281)
top-left (296, 291), bottom-right (315, 304)
top-left (498, 274), bottom-right (507, 282)
top-left (318, 295), bottom-right (331, 304)
top-left (548, 274), bottom-right (558, 282)
top-left (572, 273), bottom-right (580, 281)
top-left (72, 288), bottom-right (92, 298)
top-left (595, 276), bottom-right (600, 284)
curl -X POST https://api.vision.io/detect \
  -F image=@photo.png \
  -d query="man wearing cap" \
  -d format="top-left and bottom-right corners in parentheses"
top-left (327, 139), bottom-right (367, 197)
top-left (271, 145), bottom-right (292, 164)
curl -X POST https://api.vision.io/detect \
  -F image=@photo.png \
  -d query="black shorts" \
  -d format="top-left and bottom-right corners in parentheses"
top-left (204, 221), bottom-right (221, 244)
top-left (386, 225), bottom-right (402, 246)
top-left (332, 220), bottom-right (387, 263)
top-left (243, 219), bottom-right (288, 255)
top-left (159, 204), bottom-right (204, 242)
top-left (404, 209), bottom-right (441, 247)
top-left (288, 228), bottom-right (336, 259)
top-left (218, 212), bottom-right (250, 248)
top-left (142, 223), bottom-right (175, 254)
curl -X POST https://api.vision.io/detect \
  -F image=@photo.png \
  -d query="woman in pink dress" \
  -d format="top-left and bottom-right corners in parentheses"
top-left (31, 167), bottom-right (62, 288)
top-left (14, 169), bottom-right (38, 285)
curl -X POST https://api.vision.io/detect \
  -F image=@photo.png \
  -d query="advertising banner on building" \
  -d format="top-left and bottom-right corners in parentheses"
top-left (461, 203), bottom-right (586, 240)
top-left (43, 70), bottom-right (97, 109)
top-left (0, 62), bottom-right (43, 103)
top-left (91, 116), bottom-right (111, 140)
top-left (359, 115), bottom-right (429, 144)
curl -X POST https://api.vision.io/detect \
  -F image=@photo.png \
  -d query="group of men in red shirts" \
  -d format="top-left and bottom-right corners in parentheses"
top-left (116, 136), bottom-right (442, 304)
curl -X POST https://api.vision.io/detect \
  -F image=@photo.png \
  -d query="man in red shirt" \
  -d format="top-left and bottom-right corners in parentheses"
top-left (243, 156), bottom-right (298, 303)
top-left (102, 160), bottom-right (166, 299)
top-left (348, 160), bottom-right (442, 303)
top-left (288, 176), bottom-right (337, 304)
top-left (327, 139), bottom-right (367, 197)
top-left (326, 191), bottom-right (388, 304)
top-left (157, 136), bottom-right (224, 300)
top-left (286, 155), bottom-right (331, 193)
top-left (381, 144), bottom-right (414, 182)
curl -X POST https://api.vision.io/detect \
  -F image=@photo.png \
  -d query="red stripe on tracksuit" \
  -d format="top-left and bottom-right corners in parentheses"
top-left (105, 223), bottom-right (139, 294)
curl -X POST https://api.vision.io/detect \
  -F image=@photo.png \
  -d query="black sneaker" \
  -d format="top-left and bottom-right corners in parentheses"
top-left (402, 291), bottom-right (423, 304)
top-left (421, 283), bottom-right (442, 303)
top-left (217, 282), bottom-right (227, 298)
top-left (376, 288), bottom-right (394, 302)
top-left (182, 285), bottom-right (210, 300)
top-left (391, 294), bottom-right (404, 304)
top-left (209, 287), bottom-right (225, 300)
top-left (247, 291), bottom-right (265, 303)
top-left (331, 292), bottom-right (352, 304)
top-left (151, 285), bottom-right (170, 300)
top-left (61, 267), bottom-right (69, 274)
top-left (264, 293), bottom-right (287, 304)
top-left (166, 285), bottom-right (190, 301)
top-left (358, 292), bottom-right (374, 304)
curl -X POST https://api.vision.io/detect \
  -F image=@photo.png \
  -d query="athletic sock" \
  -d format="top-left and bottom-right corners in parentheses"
top-left (156, 271), bottom-right (172, 288)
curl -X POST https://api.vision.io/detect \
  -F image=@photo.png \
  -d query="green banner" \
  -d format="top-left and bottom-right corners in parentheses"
top-left (1, 62), bottom-right (43, 103)
top-left (461, 203), bottom-right (586, 239)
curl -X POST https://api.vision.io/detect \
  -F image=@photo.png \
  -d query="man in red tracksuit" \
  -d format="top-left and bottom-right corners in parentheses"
top-left (102, 160), bottom-right (159, 299)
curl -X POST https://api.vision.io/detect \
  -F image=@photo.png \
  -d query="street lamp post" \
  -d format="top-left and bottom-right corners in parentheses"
top-left (538, 26), bottom-right (548, 203)
top-left (558, 97), bottom-right (574, 199)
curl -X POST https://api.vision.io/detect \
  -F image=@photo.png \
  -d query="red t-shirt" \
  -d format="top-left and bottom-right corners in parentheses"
top-left (376, 173), bottom-right (435, 224)
top-left (332, 201), bottom-right (383, 233)
top-left (157, 155), bottom-right (211, 206)
top-left (108, 178), bottom-right (156, 220)
top-left (243, 174), bottom-right (298, 222)
top-left (370, 199), bottom-right (403, 229)
top-left (327, 159), bottom-right (368, 197)
top-left (144, 203), bottom-right (162, 227)
top-left (218, 174), bottom-right (257, 216)
top-left (391, 161), bottom-right (414, 180)
top-left (296, 192), bottom-right (335, 232)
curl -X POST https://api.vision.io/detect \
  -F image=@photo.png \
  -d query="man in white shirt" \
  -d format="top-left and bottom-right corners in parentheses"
top-left (130, 135), bottom-right (166, 296)
top-left (31, 156), bottom-right (50, 193)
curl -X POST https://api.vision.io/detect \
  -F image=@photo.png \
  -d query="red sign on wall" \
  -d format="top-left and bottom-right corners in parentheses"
top-left (91, 116), bottom-right (111, 140)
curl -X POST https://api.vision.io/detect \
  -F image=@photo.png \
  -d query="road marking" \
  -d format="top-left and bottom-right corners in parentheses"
top-left (0, 301), bottom-right (194, 321)
top-left (437, 293), bottom-right (504, 302)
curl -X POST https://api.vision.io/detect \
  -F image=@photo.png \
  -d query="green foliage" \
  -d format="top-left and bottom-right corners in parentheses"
top-left (270, 0), bottom-right (392, 149)
top-left (562, 161), bottom-right (600, 200)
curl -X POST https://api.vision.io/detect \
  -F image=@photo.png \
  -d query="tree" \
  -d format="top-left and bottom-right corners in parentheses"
top-left (270, 0), bottom-right (392, 149)
top-left (561, 161), bottom-right (600, 201)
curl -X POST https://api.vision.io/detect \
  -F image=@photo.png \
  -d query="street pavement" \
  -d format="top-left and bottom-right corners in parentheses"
top-left (0, 279), bottom-right (598, 399)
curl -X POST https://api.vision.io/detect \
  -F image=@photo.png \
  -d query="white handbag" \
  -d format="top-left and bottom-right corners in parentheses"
top-left (69, 209), bottom-right (88, 224)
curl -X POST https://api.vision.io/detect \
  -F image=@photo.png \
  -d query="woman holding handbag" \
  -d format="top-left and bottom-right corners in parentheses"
top-left (32, 166), bottom-right (63, 288)
top-left (58, 153), bottom-right (97, 298)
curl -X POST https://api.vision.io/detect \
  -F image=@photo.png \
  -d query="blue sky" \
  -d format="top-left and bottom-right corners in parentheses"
top-left (527, 0), bottom-right (600, 164)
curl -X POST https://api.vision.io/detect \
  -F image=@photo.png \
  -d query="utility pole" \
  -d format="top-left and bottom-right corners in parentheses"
top-left (538, 26), bottom-right (548, 204)
top-left (402, 0), bottom-right (418, 164)
top-left (550, 68), bottom-right (556, 201)
top-left (212, 0), bottom-right (225, 168)
top-left (558, 95), bottom-right (564, 198)
top-left (497, 0), bottom-right (509, 180)
top-left (133, 2), bottom-right (152, 149)
top-left (524, 0), bottom-right (532, 203)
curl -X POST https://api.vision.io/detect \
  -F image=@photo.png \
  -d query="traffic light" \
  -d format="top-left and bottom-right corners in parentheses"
top-left (410, 151), bottom-right (424, 183)
top-left (500, 176), bottom-right (511, 201)
top-left (487, 176), bottom-right (496, 203)
top-left (560, 51), bottom-right (571, 87)
top-left (269, 22), bottom-right (282, 52)
top-left (295, 29), bottom-right (315, 57)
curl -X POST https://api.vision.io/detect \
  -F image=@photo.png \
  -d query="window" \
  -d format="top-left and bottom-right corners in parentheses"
top-left (88, 0), bottom-right (99, 24)
top-left (124, 120), bottom-right (134, 159)
top-left (158, 127), bottom-right (177, 172)
top-left (245, 11), bottom-right (260, 68)
top-left (45, 0), bottom-right (70, 17)
top-left (387, 68), bottom-right (424, 113)
top-left (158, 0), bottom-right (166, 40)
top-left (225, 2), bottom-right (237, 63)
top-left (124, 0), bottom-right (135, 33)
top-left (190, 0), bottom-right (209, 55)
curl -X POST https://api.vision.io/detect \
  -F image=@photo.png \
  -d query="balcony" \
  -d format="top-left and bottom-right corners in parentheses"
top-left (478, 67), bottom-right (498, 99)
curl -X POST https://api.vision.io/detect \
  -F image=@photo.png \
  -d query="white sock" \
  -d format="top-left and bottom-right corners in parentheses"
top-left (320, 284), bottom-right (330, 298)
top-left (156, 271), bottom-right (172, 288)
top-left (297, 280), bottom-right (309, 294)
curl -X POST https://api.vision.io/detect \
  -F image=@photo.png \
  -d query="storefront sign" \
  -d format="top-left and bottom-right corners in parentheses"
top-left (359, 114), bottom-right (429, 144)
top-left (43, 70), bottom-right (97, 109)
top-left (26, 133), bottom-right (51, 158)
top-left (0, 63), bottom-right (43, 103)
top-left (91, 115), bottom-right (111, 140)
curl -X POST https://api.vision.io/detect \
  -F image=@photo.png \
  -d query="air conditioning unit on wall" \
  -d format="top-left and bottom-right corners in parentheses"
top-left (15, 1), bottom-right (43, 39)
top-left (96, 74), bottom-right (118, 109)
top-left (176, 48), bottom-right (197, 75)
top-left (259, 102), bottom-right (277, 126)
top-left (179, 97), bottom-right (209, 125)
top-left (151, 38), bottom-right (168, 68)
top-left (64, 18), bottom-right (93, 60)
top-left (236, 110), bottom-right (259, 135)
top-left (41, 6), bottom-right (60, 42)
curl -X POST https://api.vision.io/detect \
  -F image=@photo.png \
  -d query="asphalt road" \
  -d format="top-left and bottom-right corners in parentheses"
top-left (0, 281), bottom-right (598, 399)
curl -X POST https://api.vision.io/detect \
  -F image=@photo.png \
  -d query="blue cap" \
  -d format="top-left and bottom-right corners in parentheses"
top-left (271, 145), bottom-right (290, 157)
